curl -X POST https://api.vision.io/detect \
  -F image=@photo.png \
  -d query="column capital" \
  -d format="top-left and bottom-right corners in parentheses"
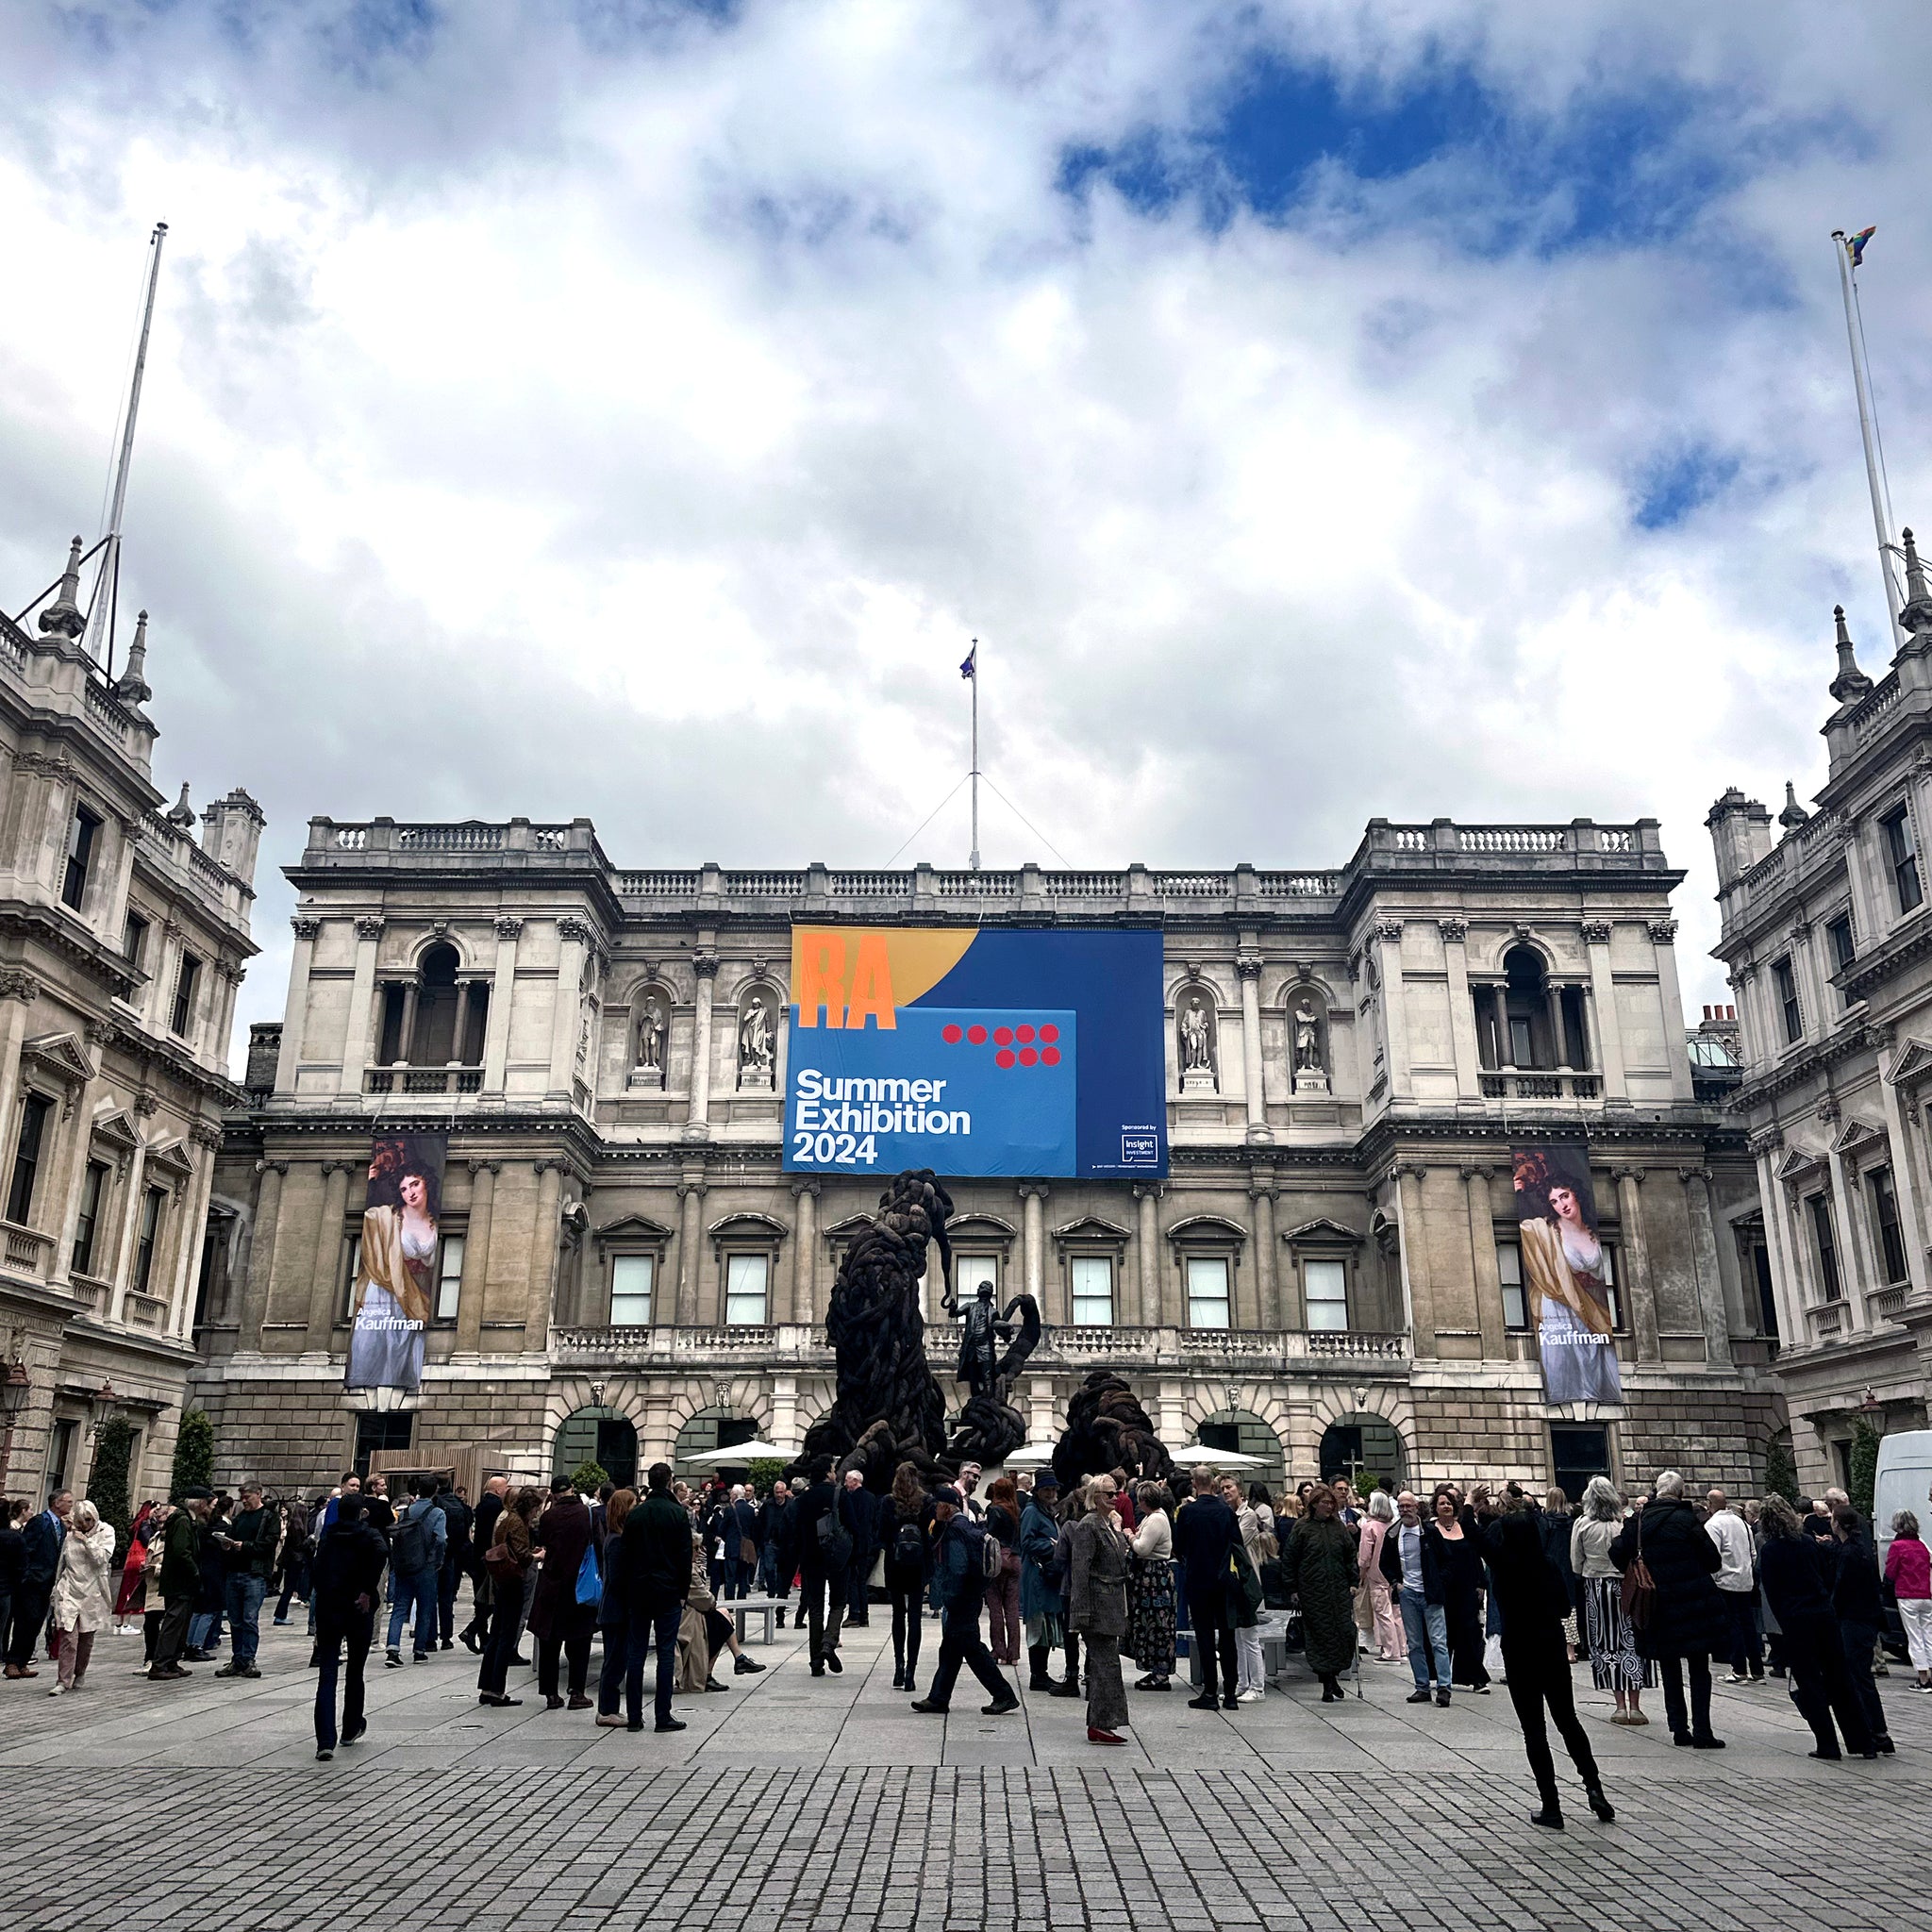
top-left (1579, 919), bottom-right (1611, 945)
top-left (1234, 953), bottom-right (1264, 981)
top-left (494, 915), bottom-right (524, 940)
top-left (1646, 918), bottom-right (1679, 945)
top-left (0, 968), bottom-right (39, 1004)
top-left (255, 1158), bottom-right (290, 1178)
top-left (291, 916), bottom-right (322, 941)
top-left (675, 1177), bottom-right (710, 1198)
top-left (1458, 1162), bottom-right (1493, 1181)
top-left (1675, 1165), bottom-right (1713, 1186)
top-left (189, 1118), bottom-right (225, 1152)
top-left (319, 1158), bottom-right (358, 1177)
top-left (1610, 1165), bottom-right (1644, 1186)
top-left (1372, 919), bottom-right (1404, 945)
top-left (1016, 1181), bottom-right (1051, 1203)
top-left (790, 1178), bottom-right (822, 1201)
top-left (465, 1158), bottom-right (503, 1178)
top-left (354, 915), bottom-right (386, 941)
top-left (691, 950), bottom-right (721, 980)
top-left (1132, 1182), bottom-right (1163, 1202)
top-left (1437, 917), bottom-right (1468, 943)
top-left (557, 916), bottom-right (596, 947)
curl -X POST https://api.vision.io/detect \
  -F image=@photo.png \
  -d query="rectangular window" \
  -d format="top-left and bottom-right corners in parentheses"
top-left (61, 804), bottom-right (100, 912)
top-left (170, 953), bottom-right (201, 1037)
top-left (353, 1410), bottom-right (413, 1481)
top-left (1883, 807), bottom-right (1924, 913)
top-left (1773, 958), bottom-right (1802, 1043)
top-left (724, 1252), bottom-right (770, 1325)
top-left (955, 1253), bottom-right (1001, 1301)
top-left (1509, 1014), bottom-right (1535, 1067)
top-left (1304, 1257), bottom-right (1349, 1330)
top-left (1185, 1256), bottom-right (1230, 1329)
top-left (1599, 1243), bottom-right (1624, 1331)
top-left (72, 1159), bottom-right (109, 1276)
top-left (1069, 1254), bottom-right (1113, 1325)
top-left (1808, 1193), bottom-right (1841, 1301)
top-left (1550, 1423), bottom-right (1610, 1501)
top-left (132, 1186), bottom-right (165, 1295)
top-left (341, 1232), bottom-right (363, 1321)
top-left (610, 1253), bottom-right (655, 1326)
top-left (123, 909), bottom-right (149, 971)
top-left (6, 1092), bottom-right (52, 1225)
top-left (1869, 1166), bottom-right (1907, 1285)
top-left (1826, 913), bottom-right (1856, 1006)
top-left (434, 1233), bottom-right (465, 1322)
top-left (1497, 1241), bottom-right (1528, 1330)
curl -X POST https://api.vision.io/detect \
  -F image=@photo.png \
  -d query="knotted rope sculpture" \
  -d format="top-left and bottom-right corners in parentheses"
top-left (1051, 1369), bottom-right (1173, 1489)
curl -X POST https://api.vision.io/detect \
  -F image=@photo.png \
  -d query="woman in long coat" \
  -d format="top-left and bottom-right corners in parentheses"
top-left (1284, 1483), bottom-right (1359, 1700)
top-left (1066, 1474), bottom-right (1131, 1743)
top-left (1608, 1470), bottom-right (1728, 1747)
top-left (47, 1501), bottom-right (115, 1693)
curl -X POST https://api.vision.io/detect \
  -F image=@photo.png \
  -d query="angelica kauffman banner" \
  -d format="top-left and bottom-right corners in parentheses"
top-left (785, 926), bottom-right (1167, 1180)
top-left (1511, 1143), bottom-right (1623, 1406)
top-left (344, 1130), bottom-right (447, 1397)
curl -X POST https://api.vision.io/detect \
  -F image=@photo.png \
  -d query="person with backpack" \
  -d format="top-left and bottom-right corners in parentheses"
top-left (793, 1455), bottom-right (849, 1677)
top-left (385, 1474), bottom-right (447, 1667)
top-left (884, 1462), bottom-right (935, 1692)
top-left (909, 1485), bottom-right (1020, 1717)
top-left (432, 1476), bottom-right (472, 1651)
top-left (1020, 1470), bottom-right (1068, 1692)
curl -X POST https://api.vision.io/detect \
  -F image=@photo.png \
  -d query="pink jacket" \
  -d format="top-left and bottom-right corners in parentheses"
top-left (1357, 1516), bottom-right (1391, 1589)
top-left (1885, 1536), bottom-right (1931, 1600)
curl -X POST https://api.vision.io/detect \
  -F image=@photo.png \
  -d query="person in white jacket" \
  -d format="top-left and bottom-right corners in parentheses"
top-left (49, 1500), bottom-right (117, 1694)
top-left (1703, 1489), bottom-right (1761, 1684)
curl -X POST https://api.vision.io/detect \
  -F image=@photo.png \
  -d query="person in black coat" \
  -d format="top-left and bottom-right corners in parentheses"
top-left (1479, 1498), bottom-right (1613, 1828)
top-left (1829, 1507), bottom-right (1894, 1754)
top-left (1609, 1471), bottom-right (1727, 1747)
top-left (1173, 1470), bottom-right (1239, 1711)
top-left (310, 1494), bottom-right (391, 1759)
top-left (620, 1463), bottom-right (693, 1732)
top-left (1756, 1494), bottom-right (1876, 1759)
top-left (793, 1456), bottom-right (848, 1674)
top-left (7, 1493), bottom-right (68, 1675)
top-left (758, 1482), bottom-right (796, 1604)
top-left (1538, 1490), bottom-right (1582, 1658)
top-left (461, 1477), bottom-right (508, 1655)
top-left (432, 1478), bottom-right (472, 1651)
top-left (841, 1472), bottom-right (881, 1626)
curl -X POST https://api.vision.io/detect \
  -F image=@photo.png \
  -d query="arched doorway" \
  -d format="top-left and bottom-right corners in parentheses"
top-left (553, 1405), bottom-right (638, 1489)
top-left (1191, 1407), bottom-right (1287, 1491)
top-left (674, 1406), bottom-right (761, 1477)
top-left (1319, 1413), bottom-right (1405, 1492)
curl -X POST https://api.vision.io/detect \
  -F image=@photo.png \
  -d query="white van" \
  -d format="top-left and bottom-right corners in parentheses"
top-left (1874, 1429), bottom-right (1932, 1560)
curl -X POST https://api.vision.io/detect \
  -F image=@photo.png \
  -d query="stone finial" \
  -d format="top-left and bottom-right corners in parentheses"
top-left (1901, 527), bottom-right (1932, 636)
top-left (1778, 781), bottom-right (1810, 829)
top-left (115, 608), bottom-right (153, 706)
top-left (1828, 606), bottom-right (1873, 704)
top-left (165, 781), bottom-right (194, 828)
top-left (37, 536), bottom-right (86, 641)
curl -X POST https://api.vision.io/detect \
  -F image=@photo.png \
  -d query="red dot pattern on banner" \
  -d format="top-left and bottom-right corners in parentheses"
top-left (940, 1018), bottom-right (1069, 1072)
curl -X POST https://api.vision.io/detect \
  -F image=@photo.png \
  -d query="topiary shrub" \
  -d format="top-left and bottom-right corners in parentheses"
top-left (1849, 1421), bottom-right (1882, 1524)
top-left (1761, 1436), bottom-right (1799, 1507)
top-left (745, 1458), bottom-right (787, 1494)
top-left (570, 1458), bottom-right (610, 1493)
top-left (171, 1407), bottom-right (215, 1496)
top-left (90, 1416), bottom-right (135, 1558)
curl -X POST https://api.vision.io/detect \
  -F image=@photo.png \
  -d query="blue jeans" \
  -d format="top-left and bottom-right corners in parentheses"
top-left (188, 1610), bottom-right (218, 1653)
top-left (386, 1567), bottom-right (439, 1658)
top-left (225, 1574), bottom-right (267, 1667)
top-left (1400, 1588), bottom-right (1451, 1690)
top-left (625, 1605), bottom-right (684, 1727)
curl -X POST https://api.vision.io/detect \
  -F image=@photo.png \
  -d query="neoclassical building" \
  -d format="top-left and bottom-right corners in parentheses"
top-left (0, 538), bottom-right (260, 1504)
top-left (195, 809), bottom-right (1782, 1498)
top-left (1709, 541), bottom-right (1932, 1492)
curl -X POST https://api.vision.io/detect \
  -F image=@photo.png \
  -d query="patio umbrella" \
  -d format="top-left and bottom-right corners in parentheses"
top-left (680, 1440), bottom-right (789, 1465)
top-left (1170, 1444), bottom-right (1271, 1470)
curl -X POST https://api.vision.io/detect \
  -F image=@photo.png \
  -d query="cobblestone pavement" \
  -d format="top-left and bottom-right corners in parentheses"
top-left (1, 1612), bottom-right (1926, 1932)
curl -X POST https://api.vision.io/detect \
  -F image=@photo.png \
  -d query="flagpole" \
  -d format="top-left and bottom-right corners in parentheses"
top-left (969, 637), bottom-right (980, 873)
top-left (1832, 228), bottom-right (1907, 650)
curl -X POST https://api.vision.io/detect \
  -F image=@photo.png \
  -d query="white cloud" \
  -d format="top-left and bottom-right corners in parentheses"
top-left (2, 0), bottom-right (1929, 1070)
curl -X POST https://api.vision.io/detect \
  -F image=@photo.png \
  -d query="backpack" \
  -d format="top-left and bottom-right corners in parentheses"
top-left (893, 1517), bottom-right (926, 1569)
top-left (392, 1506), bottom-right (432, 1575)
top-left (978, 1523), bottom-right (1004, 1582)
top-left (816, 1501), bottom-right (854, 1572)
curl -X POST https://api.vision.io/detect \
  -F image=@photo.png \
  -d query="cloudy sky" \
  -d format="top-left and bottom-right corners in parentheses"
top-left (4, 0), bottom-right (1929, 1060)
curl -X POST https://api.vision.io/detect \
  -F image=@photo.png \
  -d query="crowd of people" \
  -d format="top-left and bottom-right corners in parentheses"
top-left (3, 1456), bottom-right (1926, 1808)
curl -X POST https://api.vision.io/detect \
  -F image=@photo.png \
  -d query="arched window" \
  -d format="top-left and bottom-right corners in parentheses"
top-left (377, 941), bottom-right (489, 1067)
top-left (1475, 945), bottom-right (1588, 1073)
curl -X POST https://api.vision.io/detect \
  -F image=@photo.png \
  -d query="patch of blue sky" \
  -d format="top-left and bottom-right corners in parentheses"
top-left (1629, 442), bottom-right (1741, 530)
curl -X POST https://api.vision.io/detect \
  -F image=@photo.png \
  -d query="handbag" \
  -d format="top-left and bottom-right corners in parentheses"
top-left (739, 1536), bottom-right (757, 1565)
top-left (575, 1542), bottom-right (601, 1607)
top-left (1620, 1512), bottom-right (1656, 1631)
top-left (483, 1540), bottom-right (520, 1580)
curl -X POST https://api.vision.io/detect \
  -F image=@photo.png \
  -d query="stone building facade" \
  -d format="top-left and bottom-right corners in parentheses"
top-left (195, 812), bottom-right (1782, 1498)
top-left (0, 538), bottom-right (259, 1504)
top-left (1709, 545), bottom-right (1932, 1493)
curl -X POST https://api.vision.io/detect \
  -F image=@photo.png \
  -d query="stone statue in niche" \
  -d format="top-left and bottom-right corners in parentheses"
top-left (1177, 991), bottom-right (1217, 1092)
top-left (739, 992), bottom-right (776, 1088)
top-left (1291, 998), bottom-right (1328, 1093)
top-left (631, 992), bottom-right (668, 1090)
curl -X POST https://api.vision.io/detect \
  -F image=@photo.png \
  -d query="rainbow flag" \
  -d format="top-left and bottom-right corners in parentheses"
top-left (1847, 225), bottom-right (1876, 268)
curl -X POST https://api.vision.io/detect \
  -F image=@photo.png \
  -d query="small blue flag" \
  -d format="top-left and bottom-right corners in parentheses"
top-left (959, 642), bottom-right (976, 679)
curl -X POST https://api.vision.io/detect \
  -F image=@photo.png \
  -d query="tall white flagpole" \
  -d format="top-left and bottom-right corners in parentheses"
top-left (85, 221), bottom-right (168, 676)
top-left (969, 638), bottom-right (980, 873)
top-left (1832, 228), bottom-right (1907, 650)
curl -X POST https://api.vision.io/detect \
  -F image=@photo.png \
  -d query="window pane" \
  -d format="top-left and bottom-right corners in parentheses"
top-left (610, 1253), bottom-right (654, 1326)
top-left (435, 1234), bottom-right (465, 1321)
top-left (1070, 1254), bottom-right (1112, 1325)
top-left (956, 1254), bottom-right (999, 1297)
top-left (1496, 1241), bottom-right (1527, 1330)
top-left (7, 1092), bottom-right (51, 1225)
top-left (1599, 1243), bottom-right (1624, 1329)
top-left (341, 1234), bottom-right (362, 1319)
top-left (724, 1252), bottom-right (769, 1325)
top-left (1186, 1256), bottom-right (1229, 1328)
top-left (1304, 1257), bottom-right (1348, 1330)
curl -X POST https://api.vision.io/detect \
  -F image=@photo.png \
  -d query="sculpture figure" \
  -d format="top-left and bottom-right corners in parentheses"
top-left (1052, 1370), bottom-right (1173, 1490)
top-left (1178, 999), bottom-right (1212, 1073)
top-left (1292, 1000), bottom-right (1323, 1074)
top-left (739, 998), bottom-right (774, 1083)
top-left (638, 997), bottom-right (666, 1070)
top-left (941, 1274), bottom-right (1041, 1470)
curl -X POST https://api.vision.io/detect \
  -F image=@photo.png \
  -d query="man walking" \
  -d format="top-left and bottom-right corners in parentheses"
top-left (386, 1474), bottom-right (447, 1666)
top-left (795, 1455), bottom-right (850, 1674)
top-left (149, 1488), bottom-right (210, 1681)
top-left (214, 1481), bottom-right (279, 1679)
top-left (4, 1490), bottom-right (69, 1678)
top-left (724, 1485), bottom-right (759, 1603)
top-left (433, 1476), bottom-right (472, 1651)
top-left (841, 1469), bottom-right (879, 1626)
top-left (1704, 1488), bottom-right (1761, 1684)
top-left (312, 1492), bottom-right (389, 1760)
top-left (1173, 1467), bottom-right (1240, 1712)
top-left (623, 1462), bottom-right (692, 1733)
top-left (758, 1480), bottom-right (793, 1603)
top-left (461, 1474), bottom-right (508, 1655)
top-left (910, 1486), bottom-right (1018, 1716)
top-left (1379, 1490), bottom-right (1453, 1706)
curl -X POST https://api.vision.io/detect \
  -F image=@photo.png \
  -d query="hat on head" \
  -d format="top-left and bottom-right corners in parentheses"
top-left (1031, 1471), bottom-right (1060, 1491)
top-left (179, 1485), bottom-right (212, 1502)
top-left (933, 1485), bottom-right (963, 1508)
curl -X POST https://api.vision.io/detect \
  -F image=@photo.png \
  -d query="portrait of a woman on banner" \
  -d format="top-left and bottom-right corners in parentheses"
top-left (344, 1135), bottom-right (441, 1394)
top-left (1513, 1146), bottom-right (1622, 1405)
